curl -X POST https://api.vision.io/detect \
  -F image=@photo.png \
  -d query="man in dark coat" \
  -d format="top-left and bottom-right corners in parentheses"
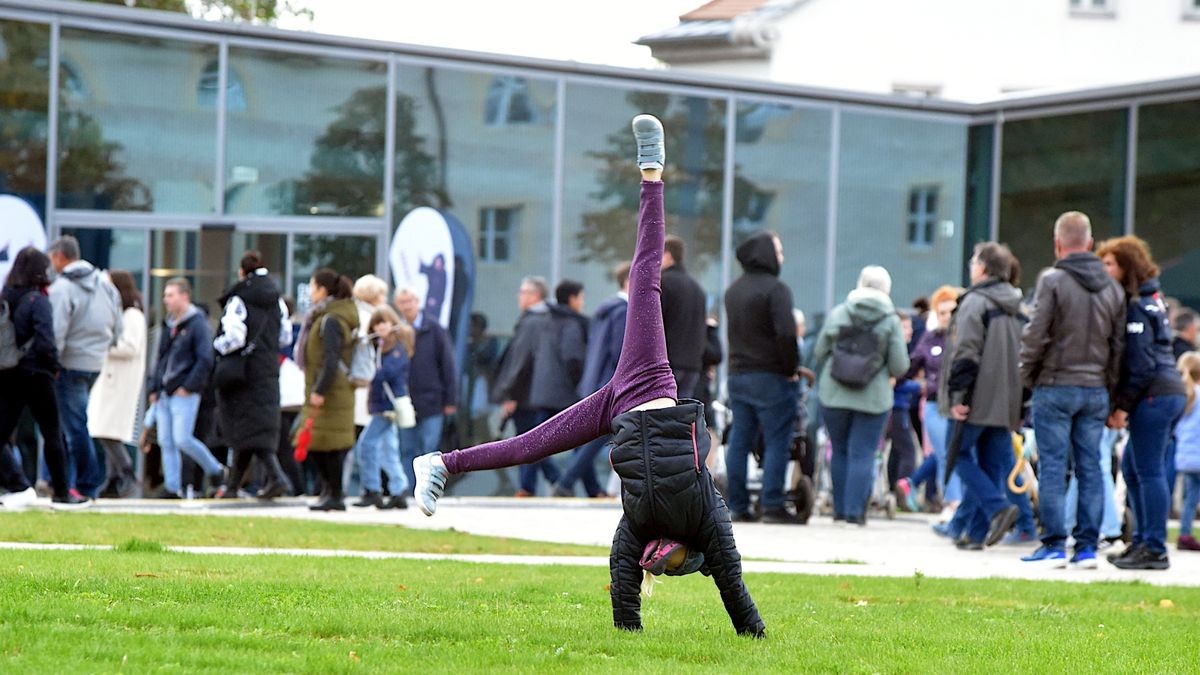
top-left (661, 235), bottom-right (708, 397)
top-left (213, 252), bottom-right (293, 499)
top-left (555, 264), bottom-right (630, 497)
top-left (1172, 308), bottom-right (1198, 360)
top-left (395, 287), bottom-right (458, 493)
top-left (492, 276), bottom-right (587, 496)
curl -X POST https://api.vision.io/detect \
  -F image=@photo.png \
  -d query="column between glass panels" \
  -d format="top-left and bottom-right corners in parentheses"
top-left (46, 18), bottom-right (60, 238)
top-left (550, 77), bottom-right (567, 288)
top-left (214, 40), bottom-right (228, 217)
top-left (1124, 104), bottom-right (1139, 235)
top-left (989, 116), bottom-right (1003, 242)
top-left (381, 56), bottom-right (398, 281)
top-left (718, 95), bottom-right (737, 399)
top-left (823, 105), bottom-right (841, 313)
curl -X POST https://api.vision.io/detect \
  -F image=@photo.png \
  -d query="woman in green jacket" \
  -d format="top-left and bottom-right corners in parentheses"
top-left (296, 268), bottom-right (360, 511)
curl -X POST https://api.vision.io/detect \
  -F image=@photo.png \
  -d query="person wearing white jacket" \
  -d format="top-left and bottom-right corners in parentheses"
top-left (86, 270), bottom-right (146, 498)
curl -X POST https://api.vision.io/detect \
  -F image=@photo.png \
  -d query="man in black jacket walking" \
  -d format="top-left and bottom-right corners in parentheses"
top-left (661, 235), bottom-right (708, 397)
top-left (723, 231), bottom-right (800, 523)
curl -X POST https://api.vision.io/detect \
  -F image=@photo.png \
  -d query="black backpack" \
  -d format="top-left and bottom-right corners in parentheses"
top-left (829, 314), bottom-right (885, 389)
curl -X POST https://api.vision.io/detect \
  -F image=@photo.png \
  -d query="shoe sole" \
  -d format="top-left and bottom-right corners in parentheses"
top-left (1021, 556), bottom-right (1068, 569)
top-left (984, 506), bottom-right (1021, 547)
top-left (1069, 559), bottom-right (1099, 570)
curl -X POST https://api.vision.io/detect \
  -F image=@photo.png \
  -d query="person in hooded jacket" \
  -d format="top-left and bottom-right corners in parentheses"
top-left (46, 236), bottom-right (123, 500)
top-left (937, 243), bottom-right (1025, 549)
top-left (723, 230), bottom-right (800, 523)
top-left (0, 247), bottom-right (85, 507)
top-left (213, 251), bottom-right (293, 500)
top-left (412, 116), bottom-right (765, 637)
top-left (555, 264), bottom-right (630, 497)
top-left (1097, 236), bottom-right (1187, 570)
top-left (813, 266), bottom-right (910, 525)
top-left (1020, 211), bottom-right (1126, 568)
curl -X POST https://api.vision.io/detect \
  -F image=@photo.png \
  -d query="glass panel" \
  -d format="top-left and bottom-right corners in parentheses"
top-left (837, 112), bottom-right (968, 307)
top-left (999, 109), bottom-right (1127, 290)
top-left (0, 20), bottom-right (50, 224)
top-left (393, 66), bottom-right (556, 335)
top-left (57, 29), bottom-right (217, 212)
top-left (60, 227), bottom-right (147, 294)
top-left (564, 85), bottom-right (726, 323)
top-left (292, 233), bottom-right (377, 311)
top-left (225, 48), bottom-right (387, 216)
top-left (148, 230), bottom-right (197, 325)
top-left (733, 101), bottom-right (831, 318)
top-left (1135, 99), bottom-right (1200, 308)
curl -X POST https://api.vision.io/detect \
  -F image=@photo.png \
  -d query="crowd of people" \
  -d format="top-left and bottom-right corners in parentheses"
top-left (2, 208), bottom-right (1199, 573)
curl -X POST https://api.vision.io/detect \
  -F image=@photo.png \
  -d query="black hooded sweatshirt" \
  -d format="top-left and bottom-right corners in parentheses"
top-left (724, 232), bottom-right (798, 376)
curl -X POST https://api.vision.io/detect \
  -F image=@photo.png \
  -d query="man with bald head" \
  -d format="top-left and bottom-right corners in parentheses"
top-left (1019, 211), bottom-right (1126, 568)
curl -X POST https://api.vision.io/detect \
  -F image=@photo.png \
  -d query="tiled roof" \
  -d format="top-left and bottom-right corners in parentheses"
top-left (681, 0), bottom-right (770, 21)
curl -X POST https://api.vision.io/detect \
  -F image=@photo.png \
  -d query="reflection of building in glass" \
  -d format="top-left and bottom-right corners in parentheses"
top-left (3, 0), bottom-right (1200, 338)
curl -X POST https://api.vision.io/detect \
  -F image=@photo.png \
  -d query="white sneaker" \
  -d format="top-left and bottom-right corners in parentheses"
top-left (0, 487), bottom-right (36, 509)
top-left (413, 453), bottom-right (448, 517)
top-left (632, 114), bottom-right (665, 171)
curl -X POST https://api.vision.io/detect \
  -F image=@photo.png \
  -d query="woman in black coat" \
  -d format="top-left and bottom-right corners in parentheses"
top-left (213, 251), bottom-right (292, 499)
top-left (0, 247), bottom-right (85, 506)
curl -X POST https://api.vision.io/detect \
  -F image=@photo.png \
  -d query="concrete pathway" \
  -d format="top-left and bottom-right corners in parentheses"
top-left (6, 496), bottom-right (1200, 586)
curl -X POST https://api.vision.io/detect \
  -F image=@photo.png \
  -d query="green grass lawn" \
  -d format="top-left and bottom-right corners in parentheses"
top-left (0, 512), bottom-right (606, 557)
top-left (1, 547), bottom-right (1197, 673)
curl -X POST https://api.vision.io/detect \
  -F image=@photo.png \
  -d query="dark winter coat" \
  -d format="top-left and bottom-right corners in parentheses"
top-left (409, 312), bottom-right (457, 420)
top-left (1172, 336), bottom-right (1195, 361)
top-left (662, 264), bottom-right (707, 373)
top-left (1020, 253), bottom-right (1125, 391)
top-left (1114, 279), bottom-right (1187, 413)
top-left (214, 274), bottom-right (282, 451)
top-left (607, 401), bottom-right (764, 636)
top-left (369, 344), bottom-right (411, 415)
top-left (493, 304), bottom-right (587, 412)
top-left (905, 328), bottom-right (946, 403)
top-left (578, 294), bottom-right (627, 397)
top-left (724, 232), bottom-right (798, 377)
top-left (939, 279), bottom-right (1026, 430)
top-left (152, 305), bottom-right (212, 395)
top-left (3, 286), bottom-right (58, 376)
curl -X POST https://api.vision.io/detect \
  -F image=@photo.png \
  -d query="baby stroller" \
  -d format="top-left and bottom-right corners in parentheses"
top-left (711, 399), bottom-right (817, 524)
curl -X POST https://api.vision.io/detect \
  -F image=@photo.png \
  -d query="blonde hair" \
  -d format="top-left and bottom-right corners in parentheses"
top-left (1179, 352), bottom-right (1200, 415)
top-left (353, 274), bottom-right (388, 305)
top-left (369, 306), bottom-right (415, 358)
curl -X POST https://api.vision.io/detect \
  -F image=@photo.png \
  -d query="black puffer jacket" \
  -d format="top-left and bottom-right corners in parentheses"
top-left (607, 401), bottom-right (764, 636)
top-left (215, 273), bottom-right (282, 451)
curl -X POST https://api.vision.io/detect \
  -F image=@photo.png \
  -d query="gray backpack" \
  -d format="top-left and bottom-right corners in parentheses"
top-left (0, 299), bottom-right (29, 370)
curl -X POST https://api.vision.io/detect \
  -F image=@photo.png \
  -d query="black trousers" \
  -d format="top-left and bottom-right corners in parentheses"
top-left (0, 368), bottom-right (69, 496)
top-left (887, 410), bottom-right (920, 486)
top-left (311, 449), bottom-right (348, 499)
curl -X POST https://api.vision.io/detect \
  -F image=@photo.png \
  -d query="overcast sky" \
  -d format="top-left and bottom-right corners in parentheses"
top-left (276, 0), bottom-right (698, 68)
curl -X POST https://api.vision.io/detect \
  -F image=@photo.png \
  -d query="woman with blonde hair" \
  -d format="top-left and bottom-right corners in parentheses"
top-left (1174, 352), bottom-right (1200, 552)
top-left (1097, 236), bottom-right (1187, 570)
top-left (353, 306), bottom-right (416, 510)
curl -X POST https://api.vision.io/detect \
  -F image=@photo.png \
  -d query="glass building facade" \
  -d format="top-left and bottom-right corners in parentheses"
top-left (3, 1), bottom-right (1200, 336)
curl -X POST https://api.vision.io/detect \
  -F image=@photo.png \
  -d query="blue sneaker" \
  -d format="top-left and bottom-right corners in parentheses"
top-left (1021, 545), bottom-right (1067, 568)
top-left (932, 522), bottom-right (954, 539)
top-left (632, 114), bottom-right (664, 170)
top-left (1069, 549), bottom-right (1098, 570)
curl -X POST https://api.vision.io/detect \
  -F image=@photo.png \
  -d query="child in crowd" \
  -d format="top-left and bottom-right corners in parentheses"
top-left (889, 311), bottom-right (922, 512)
top-left (1175, 352), bottom-right (1200, 551)
top-left (353, 307), bottom-right (414, 510)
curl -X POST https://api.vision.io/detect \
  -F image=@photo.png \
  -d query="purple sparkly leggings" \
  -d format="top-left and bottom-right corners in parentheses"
top-left (443, 181), bottom-right (678, 474)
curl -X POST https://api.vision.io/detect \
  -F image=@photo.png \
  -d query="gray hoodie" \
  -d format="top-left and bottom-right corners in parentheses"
top-left (814, 287), bottom-right (910, 415)
top-left (49, 260), bottom-right (124, 373)
top-left (939, 279), bottom-right (1025, 430)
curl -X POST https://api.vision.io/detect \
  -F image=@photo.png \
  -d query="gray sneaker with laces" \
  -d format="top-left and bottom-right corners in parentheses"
top-left (413, 452), bottom-right (448, 516)
top-left (632, 114), bottom-right (664, 170)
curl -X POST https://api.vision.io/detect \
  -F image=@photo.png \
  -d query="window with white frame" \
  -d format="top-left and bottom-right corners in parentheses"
top-left (907, 187), bottom-right (939, 248)
top-left (484, 76), bottom-right (538, 127)
top-left (1070, 0), bottom-right (1115, 16)
top-left (478, 207), bottom-right (518, 262)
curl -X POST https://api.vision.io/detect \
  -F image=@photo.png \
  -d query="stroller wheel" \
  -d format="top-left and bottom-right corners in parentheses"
top-left (792, 475), bottom-right (815, 525)
top-left (885, 494), bottom-right (897, 520)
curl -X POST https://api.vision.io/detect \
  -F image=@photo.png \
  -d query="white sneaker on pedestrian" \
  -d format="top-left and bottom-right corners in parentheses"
top-left (413, 452), bottom-right (448, 517)
top-left (0, 487), bottom-right (36, 509)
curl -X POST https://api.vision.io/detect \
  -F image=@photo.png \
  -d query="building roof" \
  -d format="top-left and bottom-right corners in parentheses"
top-left (681, 0), bottom-right (770, 21)
top-left (636, 0), bottom-right (801, 60)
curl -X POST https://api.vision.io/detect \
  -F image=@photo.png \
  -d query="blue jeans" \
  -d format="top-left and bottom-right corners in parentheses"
top-left (355, 415), bottom-right (409, 494)
top-left (1181, 472), bottom-right (1200, 537)
top-left (514, 409), bottom-right (560, 494)
top-left (556, 435), bottom-right (609, 496)
top-left (399, 413), bottom-right (444, 496)
top-left (1121, 394), bottom-right (1186, 554)
top-left (947, 441), bottom-right (1036, 541)
top-left (156, 392), bottom-right (223, 495)
top-left (726, 373), bottom-right (798, 513)
top-left (56, 370), bottom-right (102, 497)
top-left (924, 401), bottom-right (962, 503)
top-left (952, 423), bottom-right (1012, 542)
top-left (1065, 426), bottom-right (1123, 539)
top-left (823, 406), bottom-right (887, 520)
top-left (1032, 385), bottom-right (1108, 552)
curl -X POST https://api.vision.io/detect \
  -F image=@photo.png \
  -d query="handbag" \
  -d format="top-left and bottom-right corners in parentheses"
top-left (213, 305), bottom-right (270, 390)
top-left (384, 381), bottom-right (417, 429)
